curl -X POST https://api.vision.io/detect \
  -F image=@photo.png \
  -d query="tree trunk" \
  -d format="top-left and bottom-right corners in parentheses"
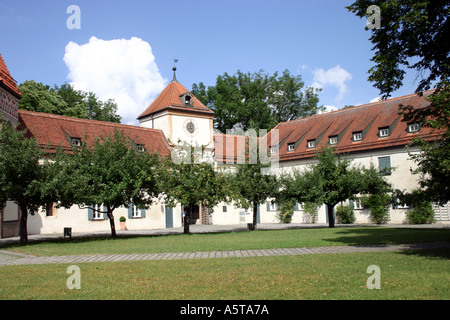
top-left (252, 202), bottom-right (258, 230)
top-left (107, 207), bottom-right (117, 238)
top-left (184, 205), bottom-right (191, 234)
top-left (326, 203), bottom-right (335, 228)
top-left (19, 204), bottom-right (28, 245)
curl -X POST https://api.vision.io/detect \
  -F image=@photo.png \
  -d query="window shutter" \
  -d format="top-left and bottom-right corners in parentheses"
top-left (266, 201), bottom-right (270, 211)
top-left (275, 203), bottom-right (280, 211)
top-left (88, 205), bottom-right (94, 220)
top-left (294, 202), bottom-right (299, 211)
top-left (140, 208), bottom-right (146, 218)
top-left (349, 200), bottom-right (354, 209)
top-left (103, 205), bottom-right (108, 220)
top-left (128, 203), bottom-right (133, 219)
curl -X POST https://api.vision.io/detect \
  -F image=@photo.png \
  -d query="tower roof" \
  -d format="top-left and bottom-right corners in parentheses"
top-left (0, 53), bottom-right (21, 98)
top-left (138, 70), bottom-right (214, 120)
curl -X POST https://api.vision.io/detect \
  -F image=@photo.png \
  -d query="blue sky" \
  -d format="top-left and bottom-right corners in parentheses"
top-left (0, 0), bottom-right (421, 125)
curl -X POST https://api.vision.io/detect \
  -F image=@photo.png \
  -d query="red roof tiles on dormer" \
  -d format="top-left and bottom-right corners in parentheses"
top-left (0, 54), bottom-right (21, 99)
top-left (271, 90), bottom-right (443, 162)
top-left (138, 80), bottom-right (214, 120)
top-left (18, 110), bottom-right (170, 156)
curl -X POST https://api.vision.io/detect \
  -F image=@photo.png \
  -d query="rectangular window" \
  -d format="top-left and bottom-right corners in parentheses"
top-left (136, 144), bottom-right (145, 153)
top-left (287, 143), bottom-right (295, 152)
top-left (379, 127), bottom-right (390, 138)
top-left (352, 132), bottom-right (362, 142)
top-left (354, 199), bottom-right (363, 210)
top-left (222, 205), bottom-right (227, 213)
top-left (91, 204), bottom-right (103, 220)
top-left (378, 156), bottom-right (391, 175)
top-left (329, 136), bottom-right (338, 145)
top-left (71, 138), bottom-right (81, 147)
top-left (270, 146), bottom-right (277, 154)
top-left (307, 140), bottom-right (316, 149)
top-left (407, 123), bottom-right (420, 133)
top-left (131, 204), bottom-right (141, 218)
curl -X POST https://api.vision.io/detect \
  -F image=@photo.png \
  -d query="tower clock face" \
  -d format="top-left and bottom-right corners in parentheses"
top-left (184, 118), bottom-right (198, 137)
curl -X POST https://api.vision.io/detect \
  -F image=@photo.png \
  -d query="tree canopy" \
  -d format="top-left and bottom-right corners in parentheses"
top-left (347, 0), bottom-right (450, 204)
top-left (191, 69), bottom-right (323, 133)
top-left (19, 80), bottom-right (122, 123)
top-left (0, 121), bottom-right (46, 243)
top-left (278, 146), bottom-right (391, 227)
top-left (53, 129), bottom-right (161, 237)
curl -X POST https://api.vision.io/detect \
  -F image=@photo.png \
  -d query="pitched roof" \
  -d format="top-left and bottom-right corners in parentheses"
top-left (138, 80), bottom-right (214, 119)
top-left (18, 110), bottom-right (171, 156)
top-left (271, 89), bottom-right (443, 162)
top-left (0, 54), bottom-right (21, 98)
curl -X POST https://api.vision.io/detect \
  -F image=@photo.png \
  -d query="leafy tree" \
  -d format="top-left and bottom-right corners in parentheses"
top-left (226, 133), bottom-right (280, 230)
top-left (0, 121), bottom-right (46, 244)
top-left (230, 162), bottom-right (279, 230)
top-left (161, 144), bottom-right (227, 234)
top-left (55, 128), bottom-right (160, 237)
top-left (192, 69), bottom-right (323, 133)
top-left (347, 0), bottom-right (450, 203)
top-left (19, 81), bottom-right (122, 123)
top-left (278, 145), bottom-right (391, 228)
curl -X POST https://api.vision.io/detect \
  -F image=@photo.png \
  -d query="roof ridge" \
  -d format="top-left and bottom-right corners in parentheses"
top-left (18, 110), bottom-right (164, 133)
top-left (277, 89), bottom-right (436, 127)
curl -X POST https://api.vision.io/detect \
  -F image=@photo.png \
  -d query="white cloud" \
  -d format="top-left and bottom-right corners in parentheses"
top-left (319, 105), bottom-right (339, 114)
top-left (312, 65), bottom-right (352, 103)
top-left (64, 36), bottom-right (167, 125)
top-left (370, 96), bottom-right (382, 103)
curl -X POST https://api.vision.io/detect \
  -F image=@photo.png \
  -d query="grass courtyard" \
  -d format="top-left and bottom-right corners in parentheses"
top-left (0, 227), bottom-right (449, 300)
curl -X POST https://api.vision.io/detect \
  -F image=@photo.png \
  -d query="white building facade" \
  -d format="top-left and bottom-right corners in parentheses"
top-left (1, 67), bottom-right (449, 238)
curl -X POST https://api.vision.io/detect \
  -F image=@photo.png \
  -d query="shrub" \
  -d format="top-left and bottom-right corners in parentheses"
top-left (277, 202), bottom-right (294, 223)
top-left (303, 202), bottom-right (319, 224)
top-left (119, 216), bottom-right (126, 222)
top-left (335, 204), bottom-right (355, 224)
top-left (361, 194), bottom-right (391, 224)
top-left (407, 200), bottom-right (435, 224)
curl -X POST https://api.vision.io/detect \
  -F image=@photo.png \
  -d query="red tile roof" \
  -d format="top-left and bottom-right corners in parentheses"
top-left (18, 110), bottom-right (170, 156)
top-left (271, 89), bottom-right (443, 162)
top-left (138, 80), bottom-right (214, 119)
top-left (0, 54), bottom-right (21, 98)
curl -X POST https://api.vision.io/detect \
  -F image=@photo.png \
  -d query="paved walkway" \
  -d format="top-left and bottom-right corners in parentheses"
top-left (1, 223), bottom-right (449, 266)
top-left (1, 242), bottom-right (449, 267)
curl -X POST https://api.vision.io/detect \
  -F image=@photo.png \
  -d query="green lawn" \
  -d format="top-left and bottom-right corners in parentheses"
top-left (1, 227), bottom-right (449, 256)
top-left (0, 250), bottom-right (449, 300)
top-left (0, 227), bottom-right (449, 300)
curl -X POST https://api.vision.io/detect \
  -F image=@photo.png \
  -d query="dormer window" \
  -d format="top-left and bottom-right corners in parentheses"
top-left (180, 92), bottom-right (193, 106)
top-left (136, 144), bottom-right (145, 153)
top-left (329, 136), bottom-right (338, 145)
top-left (407, 123), bottom-right (420, 133)
top-left (71, 138), bottom-right (81, 147)
top-left (379, 127), bottom-right (390, 138)
top-left (307, 140), bottom-right (316, 149)
top-left (287, 143), bottom-right (295, 152)
top-left (352, 132), bottom-right (362, 142)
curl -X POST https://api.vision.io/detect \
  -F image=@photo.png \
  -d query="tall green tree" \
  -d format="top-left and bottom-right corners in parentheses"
top-left (347, 0), bottom-right (450, 203)
top-left (55, 129), bottom-right (160, 237)
top-left (160, 144), bottom-right (227, 234)
top-left (230, 161), bottom-right (279, 230)
top-left (227, 133), bottom-right (279, 230)
top-left (192, 69), bottom-right (323, 133)
top-left (19, 81), bottom-right (122, 123)
top-left (278, 146), bottom-right (391, 228)
top-left (0, 121), bottom-right (46, 244)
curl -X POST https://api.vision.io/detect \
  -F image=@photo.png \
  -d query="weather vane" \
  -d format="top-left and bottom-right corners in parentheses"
top-left (172, 58), bottom-right (179, 82)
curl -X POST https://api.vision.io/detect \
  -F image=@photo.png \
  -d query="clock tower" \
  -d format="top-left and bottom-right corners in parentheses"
top-left (138, 67), bottom-right (214, 148)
